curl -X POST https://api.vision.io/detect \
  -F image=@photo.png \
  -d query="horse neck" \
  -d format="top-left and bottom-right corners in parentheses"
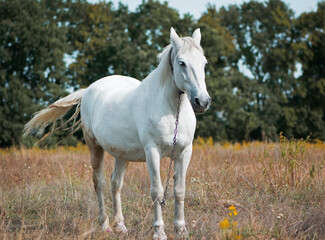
top-left (144, 66), bottom-right (184, 111)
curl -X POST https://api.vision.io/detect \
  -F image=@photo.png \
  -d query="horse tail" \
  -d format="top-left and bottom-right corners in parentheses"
top-left (23, 89), bottom-right (87, 140)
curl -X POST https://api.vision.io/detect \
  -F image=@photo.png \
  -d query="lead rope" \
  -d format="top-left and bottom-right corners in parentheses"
top-left (160, 92), bottom-right (182, 209)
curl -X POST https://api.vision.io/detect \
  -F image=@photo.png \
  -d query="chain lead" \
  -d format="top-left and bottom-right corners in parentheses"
top-left (160, 92), bottom-right (182, 209)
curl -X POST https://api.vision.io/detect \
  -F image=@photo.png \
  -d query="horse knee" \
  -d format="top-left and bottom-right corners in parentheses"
top-left (174, 187), bottom-right (185, 202)
top-left (93, 172), bottom-right (105, 191)
top-left (151, 186), bottom-right (163, 202)
top-left (111, 179), bottom-right (120, 194)
top-left (111, 173), bottom-right (123, 193)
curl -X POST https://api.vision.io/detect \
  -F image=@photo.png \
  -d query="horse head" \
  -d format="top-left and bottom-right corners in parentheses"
top-left (170, 27), bottom-right (211, 114)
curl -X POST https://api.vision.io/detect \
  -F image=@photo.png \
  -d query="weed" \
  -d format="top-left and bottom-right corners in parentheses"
top-left (219, 205), bottom-right (242, 239)
top-left (259, 133), bottom-right (321, 193)
top-left (1, 140), bottom-right (325, 239)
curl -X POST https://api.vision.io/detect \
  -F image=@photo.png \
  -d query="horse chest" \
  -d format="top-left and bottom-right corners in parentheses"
top-left (149, 112), bottom-right (195, 157)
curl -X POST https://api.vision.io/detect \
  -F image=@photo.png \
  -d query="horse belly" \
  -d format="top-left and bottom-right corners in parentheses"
top-left (94, 108), bottom-right (145, 162)
top-left (102, 143), bottom-right (146, 162)
top-left (94, 121), bottom-right (146, 162)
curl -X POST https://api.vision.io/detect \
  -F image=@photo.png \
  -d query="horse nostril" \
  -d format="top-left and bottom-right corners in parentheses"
top-left (195, 97), bottom-right (200, 106)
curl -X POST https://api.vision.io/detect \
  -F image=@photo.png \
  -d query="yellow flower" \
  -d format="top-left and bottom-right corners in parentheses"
top-left (229, 205), bottom-right (236, 211)
top-left (219, 218), bottom-right (230, 229)
top-left (235, 235), bottom-right (243, 240)
top-left (233, 210), bottom-right (238, 216)
top-left (229, 212), bottom-right (233, 216)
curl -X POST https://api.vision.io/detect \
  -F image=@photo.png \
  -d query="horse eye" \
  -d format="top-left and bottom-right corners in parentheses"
top-left (179, 61), bottom-right (186, 66)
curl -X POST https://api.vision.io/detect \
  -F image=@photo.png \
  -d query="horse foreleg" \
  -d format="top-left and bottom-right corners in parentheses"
top-left (111, 158), bottom-right (128, 234)
top-left (84, 134), bottom-right (110, 231)
top-left (173, 145), bottom-right (192, 237)
top-left (145, 147), bottom-right (167, 240)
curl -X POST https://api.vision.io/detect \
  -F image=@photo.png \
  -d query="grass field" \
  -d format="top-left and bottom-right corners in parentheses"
top-left (1, 137), bottom-right (325, 239)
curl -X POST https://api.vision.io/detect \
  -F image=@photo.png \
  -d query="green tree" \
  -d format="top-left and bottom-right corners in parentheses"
top-left (67, 1), bottom-right (116, 87)
top-left (68, 0), bottom-right (195, 86)
top-left (0, 0), bottom-right (73, 147)
top-left (218, 0), bottom-right (298, 140)
top-left (126, 0), bottom-right (195, 79)
top-left (288, 2), bottom-right (325, 139)
top-left (195, 5), bottom-right (258, 141)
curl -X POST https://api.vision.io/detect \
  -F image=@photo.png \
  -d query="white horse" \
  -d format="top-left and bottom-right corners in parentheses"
top-left (24, 28), bottom-right (210, 239)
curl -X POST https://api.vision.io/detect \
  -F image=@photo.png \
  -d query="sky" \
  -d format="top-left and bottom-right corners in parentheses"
top-left (89, 0), bottom-right (321, 18)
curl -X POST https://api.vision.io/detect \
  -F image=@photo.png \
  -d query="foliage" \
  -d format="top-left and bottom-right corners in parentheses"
top-left (218, 1), bottom-right (325, 141)
top-left (196, 5), bottom-right (258, 141)
top-left (0, 0), bottom-right (83, 147)
top-left (68, 0), bottom-right (195, 87)
top-left (287, 2), bottom-right (325, 140)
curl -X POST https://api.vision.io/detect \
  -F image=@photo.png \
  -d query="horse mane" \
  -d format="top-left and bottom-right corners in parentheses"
top-left (156, 37), bottom-right (204, 85)
top-left (156, 45), bottom-right (173, 84)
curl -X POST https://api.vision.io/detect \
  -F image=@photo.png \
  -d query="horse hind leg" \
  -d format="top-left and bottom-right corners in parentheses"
top-left (111, 158), bottom-right (129, 234)
top-left (84, 133), bottom-right (110, 231)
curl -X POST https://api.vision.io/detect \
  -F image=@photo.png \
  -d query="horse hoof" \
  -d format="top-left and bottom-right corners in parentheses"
top-left (100, 216), bottom-right (111, 232)
top-left (175, 225), bottom-right (189, 238)
top-left (114, 222), bottom-right (128, 234)
top-left (153, 229), bottom-right (167, 240)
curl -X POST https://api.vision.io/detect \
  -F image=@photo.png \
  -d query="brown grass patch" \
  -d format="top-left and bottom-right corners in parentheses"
top-left (1, 141), bottom-right (325, 239)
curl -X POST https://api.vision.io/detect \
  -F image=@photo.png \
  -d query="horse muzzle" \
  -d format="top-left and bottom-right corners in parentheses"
top-left (191, 94), bottom-right (211, 114)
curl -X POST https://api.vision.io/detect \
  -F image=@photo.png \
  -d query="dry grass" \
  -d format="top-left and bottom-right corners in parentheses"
top-left (1, 139), bottom-right (325, 239)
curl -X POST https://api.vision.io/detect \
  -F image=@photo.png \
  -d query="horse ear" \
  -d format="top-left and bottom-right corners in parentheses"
top-left (192, 28), bottom-right (201, 45)
top-left (170, 27), bottom-right (182, 49)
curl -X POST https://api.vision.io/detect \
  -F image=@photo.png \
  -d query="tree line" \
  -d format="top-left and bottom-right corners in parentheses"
top-left (0, 0), bottom-right (324, 147)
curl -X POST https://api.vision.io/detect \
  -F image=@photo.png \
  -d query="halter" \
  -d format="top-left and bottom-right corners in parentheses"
top-left (169, 47), bottom-right (184, 95)
top-left (169, 47), bottom-right (174, 75)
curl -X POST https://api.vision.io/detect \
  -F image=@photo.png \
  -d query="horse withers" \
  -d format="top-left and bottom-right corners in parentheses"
top-left (24, 28), bottom-right (210, 239)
